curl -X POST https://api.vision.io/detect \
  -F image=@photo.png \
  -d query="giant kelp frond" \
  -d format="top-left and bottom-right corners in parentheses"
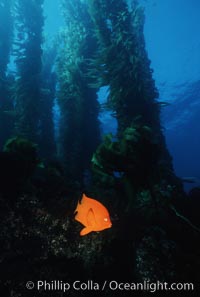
top-left (86, 0), bottom-right (159, 134)
top-left (0, 0), bottom-right (13, 77)
top-left (0, 0), bottom-right (14, 149)
top-left (56, 0), bottom-right (100, 185)
top-left (13, 0), bottom-right (44, 141)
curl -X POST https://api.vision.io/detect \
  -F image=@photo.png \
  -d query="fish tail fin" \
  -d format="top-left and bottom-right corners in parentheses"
top-left (80, 227), bottom-right (92, 236)
top-left (75, 194), bottom-right (85, 211)
top-left (82, 193), bottom-right (87, 200)
top-left (74, 204), bottom-right (79, 214)
top-left (74, 198), bottom-right (82, 214)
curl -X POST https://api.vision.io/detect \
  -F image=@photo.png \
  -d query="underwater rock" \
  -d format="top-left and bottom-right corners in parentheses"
top-left (0, 137), bottom-right (40, 198)
top-left (135, 227), bottom-right (178, 282)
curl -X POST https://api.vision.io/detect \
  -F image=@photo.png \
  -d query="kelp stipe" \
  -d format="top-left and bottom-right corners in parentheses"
top-left (56, 0), bottom-right (100, 187)
top-left (0, 0), bottom-right (14, 149)
top-left (13, 0), bottom-right (44, 143)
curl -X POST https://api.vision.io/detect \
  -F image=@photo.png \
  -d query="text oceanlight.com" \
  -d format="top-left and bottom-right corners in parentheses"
top-left (26, 280), bottom-right (194, 292)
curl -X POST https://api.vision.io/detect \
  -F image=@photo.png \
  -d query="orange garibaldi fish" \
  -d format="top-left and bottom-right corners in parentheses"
top-left (74, 193), bottom-right (112, 236)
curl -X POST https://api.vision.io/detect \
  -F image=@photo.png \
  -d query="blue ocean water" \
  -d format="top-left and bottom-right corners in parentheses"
top-left (44, 0), bottom-right (200, 191)
top-left (144, 0), bottom-right (200, 191)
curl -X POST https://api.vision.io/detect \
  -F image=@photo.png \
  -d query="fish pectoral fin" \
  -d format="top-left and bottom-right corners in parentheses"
top-left (87, 208), bottom-right (96, 226)
top-left (80, 227), bottom-right (92, 236)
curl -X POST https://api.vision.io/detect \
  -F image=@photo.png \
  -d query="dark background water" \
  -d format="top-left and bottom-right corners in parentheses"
top-left (44, 0), bottom-right (200, 192)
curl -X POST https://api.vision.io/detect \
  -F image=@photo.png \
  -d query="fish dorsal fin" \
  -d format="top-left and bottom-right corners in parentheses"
top-left (87, 208), bottom-right (96, 227)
